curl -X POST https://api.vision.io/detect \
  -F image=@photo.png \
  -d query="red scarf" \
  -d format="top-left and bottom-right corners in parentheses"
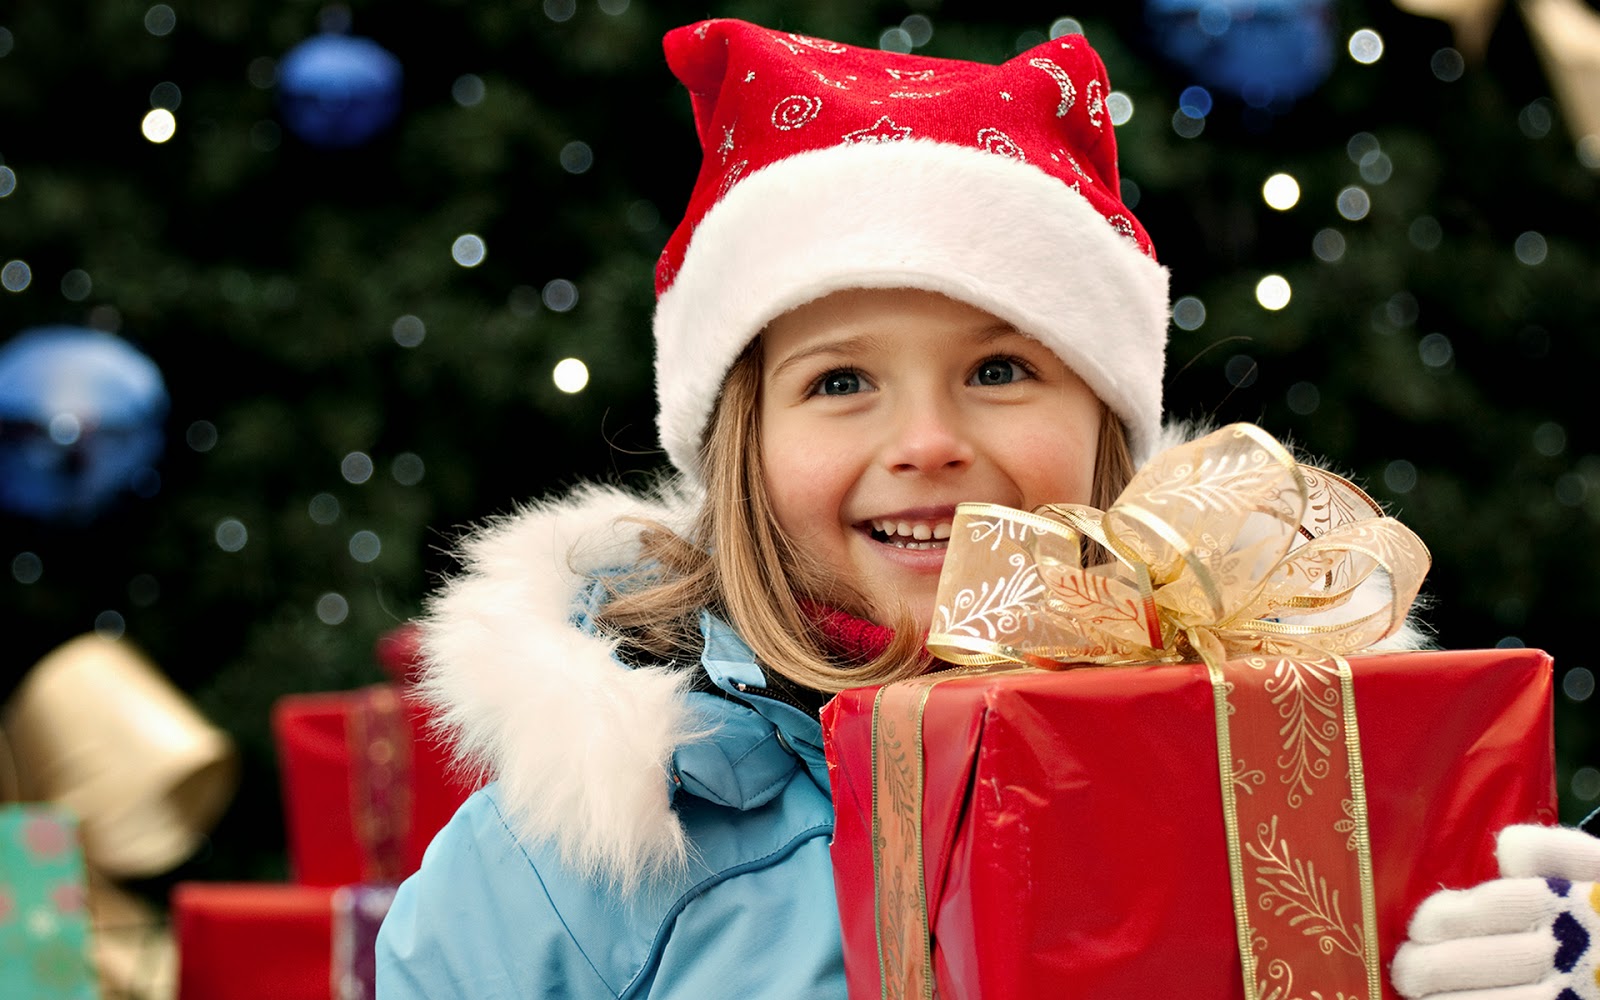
top-left (801, 600), bottom-right (896, 664)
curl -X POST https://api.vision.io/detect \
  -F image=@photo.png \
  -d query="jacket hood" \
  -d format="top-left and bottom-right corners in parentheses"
top-left (415, 481), bottom-right (709, 891)
top-left (415, 425), bottom-right (1429, 891)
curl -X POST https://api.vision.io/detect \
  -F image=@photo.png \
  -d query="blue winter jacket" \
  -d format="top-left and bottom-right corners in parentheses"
top-left (374, 489), bottom-right (847, 998)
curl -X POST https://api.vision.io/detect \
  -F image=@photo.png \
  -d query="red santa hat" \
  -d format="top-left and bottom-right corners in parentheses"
top-left (653, 19), bottom-right (1170, 479)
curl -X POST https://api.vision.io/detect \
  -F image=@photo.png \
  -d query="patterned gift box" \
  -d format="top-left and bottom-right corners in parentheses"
top-left (171, 882), bottom-right (395, 1000)
top-left (0, 804), bottom-right (99, 1000)
top-left (273, 683), bottom-right (474, 887)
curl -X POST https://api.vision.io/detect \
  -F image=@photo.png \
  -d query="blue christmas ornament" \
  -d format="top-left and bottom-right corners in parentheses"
top-left (0, 327), bottom-right (169, 522)
top-left (1145, 0), bottom-right (1336, 109)
top-left (277, 33), bottom-right (403, 149)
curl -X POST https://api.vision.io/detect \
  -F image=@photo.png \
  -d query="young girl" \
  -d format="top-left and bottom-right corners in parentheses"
top-left (375, 17), bottom-right (1597, 998)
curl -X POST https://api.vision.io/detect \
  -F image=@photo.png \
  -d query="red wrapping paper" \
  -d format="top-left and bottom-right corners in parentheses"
top-left (172, 883), bottom-right (335, 1000)
top-left (273, 685), bottom-right (474, 887)
top-left (822, 648), bottom-right (1557, 1000)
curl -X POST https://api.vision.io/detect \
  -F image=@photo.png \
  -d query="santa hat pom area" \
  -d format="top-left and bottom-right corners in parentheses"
top-left (652, 19), bottom-right (1170, 478)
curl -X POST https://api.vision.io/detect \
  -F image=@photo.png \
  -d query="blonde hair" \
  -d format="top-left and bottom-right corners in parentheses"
top-left (598, 344), bottom-right (1137, 695)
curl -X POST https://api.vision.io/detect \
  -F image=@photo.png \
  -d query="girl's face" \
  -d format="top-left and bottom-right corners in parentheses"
top-left (759, 287), bottom-right (1102, 632)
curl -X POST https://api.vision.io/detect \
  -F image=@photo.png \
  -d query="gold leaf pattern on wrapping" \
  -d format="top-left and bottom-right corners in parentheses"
top-left (1240, 654), bottom-right (1344, 809)
top-left (1247, 816), bottom-right (1367, 963)
top-left (1233, 756), bottom-right (1267, 796)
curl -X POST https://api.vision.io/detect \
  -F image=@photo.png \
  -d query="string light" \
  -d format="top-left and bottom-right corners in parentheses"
top-left (1255, 275), bottom-right (1292, 310)
top-left (142, 109), bottom-right (177, 143)
top-left (553, 358), bottom-right (589, 393)
top-left (1262, 173), bottom-right (1300, 210)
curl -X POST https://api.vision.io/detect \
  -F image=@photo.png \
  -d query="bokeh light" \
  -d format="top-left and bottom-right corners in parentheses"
top-left (1409, 216), bottom-right (1443, 250)
top-left (1515, 231), bottom-right (1548, 265)
top-left (1312, 228), bottom-right (1346, 262)
top-left (1573, 767), bottom-right (1600, 801)
top-left (12, 551), bottom-right (43, 585)
top-left (1348, 29), bottom-right (1383, 64)
top-left (553, 358), bottom-right (590, 394)
top-left (391, 453), bottom-right (425, 486)
top-left (1565, 667), bottom-right (1596, 702)
top-left (95, 610), bottom-right (126, 639)
top-left (316, 592), bottom-right (349, 625)
top-left (1336, 186), bottom-right (1371, 221)
top-left (129, 574), bottom-right (160, 607)
top-left (142, 108), bottom-right (177, 143)
top-left (308, 492), bottom-right (340, 525)
top-left (392, 314), bottom-right (426, 347)
top-left (1534, 421), bottom-right (1567, 457)
top-left (349, 530), bottom-right (381, 563)
top-left (1418, 333), bottom-right (1454, 369)
top-left (1262, 173), bottom-right (1300, 210)
top-left (879, 27), bottom-right (913, 53)
top-left (150, 81), bottom-right (182, 110)
top-left (452, 74), bottom-right (485, 107)
top-left (1430, 48), bottom-right (1464, 82)
top-left (1107, 92), bottom-right (1133, 127)
top-left (1049, 18), bottom-right (1083, 38)
top-left (1172, 295), bottom-right (1206, 331)
top-left (60, 269), bottom-right (92, 301)
top-left (902, 14), bottom-right (933, 48)
top-left (451, 234), bottom-right (486, 267)
top-left (560, 141), bottom-right (594, 174)
top-left (215, 518), bottom-right (248, 552)
top-left (1384, 460), bottom-right (1417, 493)
top-left (186, 420), bottom-right (218, 452)
top-left (1178, 86), bottom-right (1213, 118)
top-left (1358, 151), bottom-right (1393, 184)
top-left (1255, 275), bottom-right (1291, 310)
top-left (543, 279), bottom-right (578, 312)
top-left (1286, 381), bottom-right (1320, 415)
top-left (2, 260), bottom-right (32, 292)
top-left (1224, 355), bottom-right (1258, 388)
top-left (341, 452), bottom-right (374, 484)
top-left (1520, 99), bottom-right (1554, 139)
top-left (145, 4), bottom-right (176, 36)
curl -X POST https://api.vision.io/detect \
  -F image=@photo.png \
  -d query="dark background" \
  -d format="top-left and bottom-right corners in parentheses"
top-left (2, 0), bottom-right (1596, 894)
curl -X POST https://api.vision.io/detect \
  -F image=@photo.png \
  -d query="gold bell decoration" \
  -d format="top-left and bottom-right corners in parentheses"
top-left (1392, 0), bottom-right (1508, 62)
top-left (3, 634), bottom-right (242, 1000)
top-left (1521, 0), bottom-right (1600, 159)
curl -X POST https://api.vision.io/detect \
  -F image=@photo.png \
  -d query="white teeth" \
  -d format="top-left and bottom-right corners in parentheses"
top-left (868, 518), bottom-right (955, 543)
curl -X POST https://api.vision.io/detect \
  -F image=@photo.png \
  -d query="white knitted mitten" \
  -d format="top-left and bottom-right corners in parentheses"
top-left (1391, 825), bottom-right (1600, 999)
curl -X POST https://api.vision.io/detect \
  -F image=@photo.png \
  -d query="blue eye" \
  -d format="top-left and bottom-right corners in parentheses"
top-left (972, 358), bottom-right (1024, 386)
top-left (816, 370), bottom-right (863, 396)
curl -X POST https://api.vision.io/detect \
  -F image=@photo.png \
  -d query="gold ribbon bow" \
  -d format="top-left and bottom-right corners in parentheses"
top-left (3, 634), bottom-right (241, 1000)
top-left (926, 422), bottom-right (1429, 671)
top-left (873, 423), bottom-right (1430, 1000)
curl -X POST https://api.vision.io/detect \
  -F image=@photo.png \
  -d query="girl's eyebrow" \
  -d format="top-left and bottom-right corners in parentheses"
top-left (766, 333), bottom-right (878, 381)
top-left (769, 323), bottom-right (1024, 377)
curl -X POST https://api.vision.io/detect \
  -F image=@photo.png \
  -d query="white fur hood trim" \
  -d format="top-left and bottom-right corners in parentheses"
top-left (414, 481), bottom-right (706, 891)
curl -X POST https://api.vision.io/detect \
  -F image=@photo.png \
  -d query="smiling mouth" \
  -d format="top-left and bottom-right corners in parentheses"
top-left (866, 518), bottom-right (953, 550)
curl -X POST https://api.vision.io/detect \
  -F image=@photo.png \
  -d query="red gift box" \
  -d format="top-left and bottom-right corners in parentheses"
top-left (171, 882), bottom-right (395, 1000)
top-left (273, 684), bottom-right (474, 887)
top-left (823, 648), bottom-right (1557, 1000)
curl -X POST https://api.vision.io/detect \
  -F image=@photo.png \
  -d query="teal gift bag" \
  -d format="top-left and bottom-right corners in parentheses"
top-left (0, 805), bottom-right (99, 999)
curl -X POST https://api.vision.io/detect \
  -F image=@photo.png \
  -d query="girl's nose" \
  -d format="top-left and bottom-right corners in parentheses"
top-left (882, 395), bottom-right (975, 474)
